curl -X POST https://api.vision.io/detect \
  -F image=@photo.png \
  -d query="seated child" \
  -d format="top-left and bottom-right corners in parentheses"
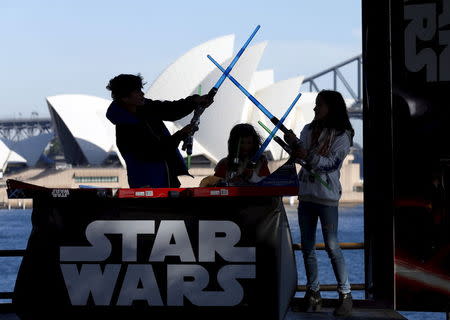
top-left (213, 123), bottom-right (270, 185)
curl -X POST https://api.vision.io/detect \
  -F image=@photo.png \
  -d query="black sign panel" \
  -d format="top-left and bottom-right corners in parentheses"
top-left (13, 191), bottom-right (297, 320)
top-left (391, 0), bottom-right (450, 312)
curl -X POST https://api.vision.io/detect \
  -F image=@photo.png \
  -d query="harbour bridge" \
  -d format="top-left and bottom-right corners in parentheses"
top-left (0, 117), bottom-right (52, 142)
top-left (0, 54), bottom-right (363, 142)
top-left (301, 54), bottom-right (362, 119)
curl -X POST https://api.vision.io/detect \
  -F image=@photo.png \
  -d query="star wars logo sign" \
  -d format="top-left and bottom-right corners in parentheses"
top-left (59, 220), bottom-right (255, 307)
top-left (404, 0), bottom-right (450, 82)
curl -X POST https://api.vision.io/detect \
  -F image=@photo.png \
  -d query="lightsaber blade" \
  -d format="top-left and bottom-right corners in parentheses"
top-left (182, 26), bottom-right (261, 156)
top-left (208, 54), bottom-right (273, 117)
top-left (251, 92), bottom-right (301, 162)
top-left (213, 25), bottom-right (260, 90)
top-left (207, 55), bottom-right (291, 134)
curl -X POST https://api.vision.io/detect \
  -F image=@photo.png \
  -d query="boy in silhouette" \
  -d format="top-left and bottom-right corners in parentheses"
top-left (106, 74), bottom-right (215, 188)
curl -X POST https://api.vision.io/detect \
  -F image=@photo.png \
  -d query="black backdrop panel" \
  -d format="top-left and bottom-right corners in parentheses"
top-left (390, 0), bottom-right (450, 312)
top-left (364, 0), bottom-right (450, 312)
top-left (13, 191), bottom-right (297, 320)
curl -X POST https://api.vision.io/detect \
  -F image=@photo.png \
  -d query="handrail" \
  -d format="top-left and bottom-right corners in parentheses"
top-left (0, 250), bottom-right (26, 257)
top-left (0, 292), bottom-right (13, 299)
top-left (0, 244), bottom-right (366, 302)
top-left (297, 283), bottom-right (365, 292)
top-left (1, 243), bottom-right (365, 257)
top-left (293, 242), bottom-right (364, 250)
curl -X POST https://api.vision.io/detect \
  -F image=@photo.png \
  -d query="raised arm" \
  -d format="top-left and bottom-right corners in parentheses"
top-left (141, 96), bottom-right (198, 121)
top-left (140, 92), bottom-right (215, 121)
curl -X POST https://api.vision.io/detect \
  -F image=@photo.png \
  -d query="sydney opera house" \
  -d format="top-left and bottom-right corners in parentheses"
top-left (44, 34), bottom-right (350, 166)
top-left (0, 34), bottom-right (362, 203)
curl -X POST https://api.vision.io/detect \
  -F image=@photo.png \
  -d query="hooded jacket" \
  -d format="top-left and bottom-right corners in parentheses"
top-left (297, 123), bottom-right (353, 206)
top-left (106, 97), bottom-right (198, 188)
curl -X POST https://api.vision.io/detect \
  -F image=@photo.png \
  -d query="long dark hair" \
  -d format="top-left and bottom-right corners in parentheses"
top-left (314, 90), bottom-right (354, 135)
top-left (227, 123), bottom-right (262, 162)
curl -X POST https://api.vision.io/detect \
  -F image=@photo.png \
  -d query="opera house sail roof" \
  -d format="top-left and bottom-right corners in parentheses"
top-left (45, 35), bottom-right (321, 167)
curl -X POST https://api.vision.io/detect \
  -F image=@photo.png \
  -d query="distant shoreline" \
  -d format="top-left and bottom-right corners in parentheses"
top-left (0, 164), bottom-right (364, 208)
top-left (0, 198), bottom-right (364, 211)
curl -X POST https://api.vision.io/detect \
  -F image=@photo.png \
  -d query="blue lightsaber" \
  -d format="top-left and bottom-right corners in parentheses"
top-left (207, 55), bottom-right (291, 135)
top-left (251, 92), bottom-right (302, 162)
top-left (182, 25), bottom-right (261, 161)
top-left (213, 25), bottom-right (260, 90)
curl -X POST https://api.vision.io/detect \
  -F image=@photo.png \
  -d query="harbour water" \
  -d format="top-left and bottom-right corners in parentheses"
top-left (0, 206), bottom-right (444, 319)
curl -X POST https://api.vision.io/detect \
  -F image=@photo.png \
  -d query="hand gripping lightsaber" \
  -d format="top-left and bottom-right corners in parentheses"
top-left (250, 92), bottom-right (301, 163)
top-left (181, 25), bottom-right (261, 168)
top-left (258, 121), bottom-right (292, 154)
top-left (207, 54), bottom-right (293, 135)
top-left (185, 85), bottom-right (202, 169)
top-left (258, 121), bottom-right (331, 190)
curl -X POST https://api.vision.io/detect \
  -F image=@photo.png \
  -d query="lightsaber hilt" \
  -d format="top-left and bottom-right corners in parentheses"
top-left (183, 135), bottom-right (194, 155)
top-left (273, 136), bottom-right (292, 154)
top-left (269, 116), bottom-right (290, 135)
top-left (258, 120), bottom-right (292, 154)
top-left (257, 120), bottom-right (330, 189)
top-left (181, 106), bottom-right (204, 155)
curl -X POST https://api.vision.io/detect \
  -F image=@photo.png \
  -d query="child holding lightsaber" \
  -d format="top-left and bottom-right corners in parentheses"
top-left (213, 123), bottom-right (270, 185)
top-left (257, 121), bottom-right (331, 190)
top-left (284, 90), bottom-right (355, 317)
top-left (182, 25), bottom-right (260, 169)
top-left (106, 74), bottom-right (214, 188)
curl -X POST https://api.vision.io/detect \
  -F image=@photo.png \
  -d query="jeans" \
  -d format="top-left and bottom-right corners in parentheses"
top-left (298, 201), bottom-right (351, 293)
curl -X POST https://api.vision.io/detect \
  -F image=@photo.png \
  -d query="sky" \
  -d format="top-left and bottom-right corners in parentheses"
top-left (0, 0), bottom-right (362, 119)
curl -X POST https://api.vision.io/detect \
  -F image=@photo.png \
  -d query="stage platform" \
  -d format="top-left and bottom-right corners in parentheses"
top-left (0, 308), bottom-right (407, 320)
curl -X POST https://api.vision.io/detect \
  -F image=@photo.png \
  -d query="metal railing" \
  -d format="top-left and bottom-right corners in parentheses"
top-left (292, 242), bottom-right (365, 291)
top-left (293, 242), bottom-right (364, 250)
top-left (0, 242), bottom-right (365, 302)
top-left (0, 250), bottom-right (25, 257)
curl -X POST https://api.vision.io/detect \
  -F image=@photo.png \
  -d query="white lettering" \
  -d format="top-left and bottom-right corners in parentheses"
top-left (149, 221), bottom-right (195, 262)
top-left (117, 264), bottom-right (163, 306)
top-left (60, 221), bottom-right (155, 262)
top-left (166, 264), bottom-right (256, 306)
top-left (198, 221), bottom-right (255, 262)
top-left (404, 1), bottom-right (450, 81)
top-left (166, 264), bottom-right (209, 306)
top-left (60, 264), bottom-right (120, 305)
top-left (60, 220), bottom-right (257, 307)
top-left (404, 3), bottom-right (438, 81)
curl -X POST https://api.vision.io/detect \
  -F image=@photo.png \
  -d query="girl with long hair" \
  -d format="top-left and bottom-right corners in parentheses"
top-left (285, 90), bottom-right (354, 317)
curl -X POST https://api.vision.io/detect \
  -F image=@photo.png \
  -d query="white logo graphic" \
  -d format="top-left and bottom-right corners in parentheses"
top-left (404, 1), bottom-right (450, 82)
top-left (60, 220), bottom-right (256, 306)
